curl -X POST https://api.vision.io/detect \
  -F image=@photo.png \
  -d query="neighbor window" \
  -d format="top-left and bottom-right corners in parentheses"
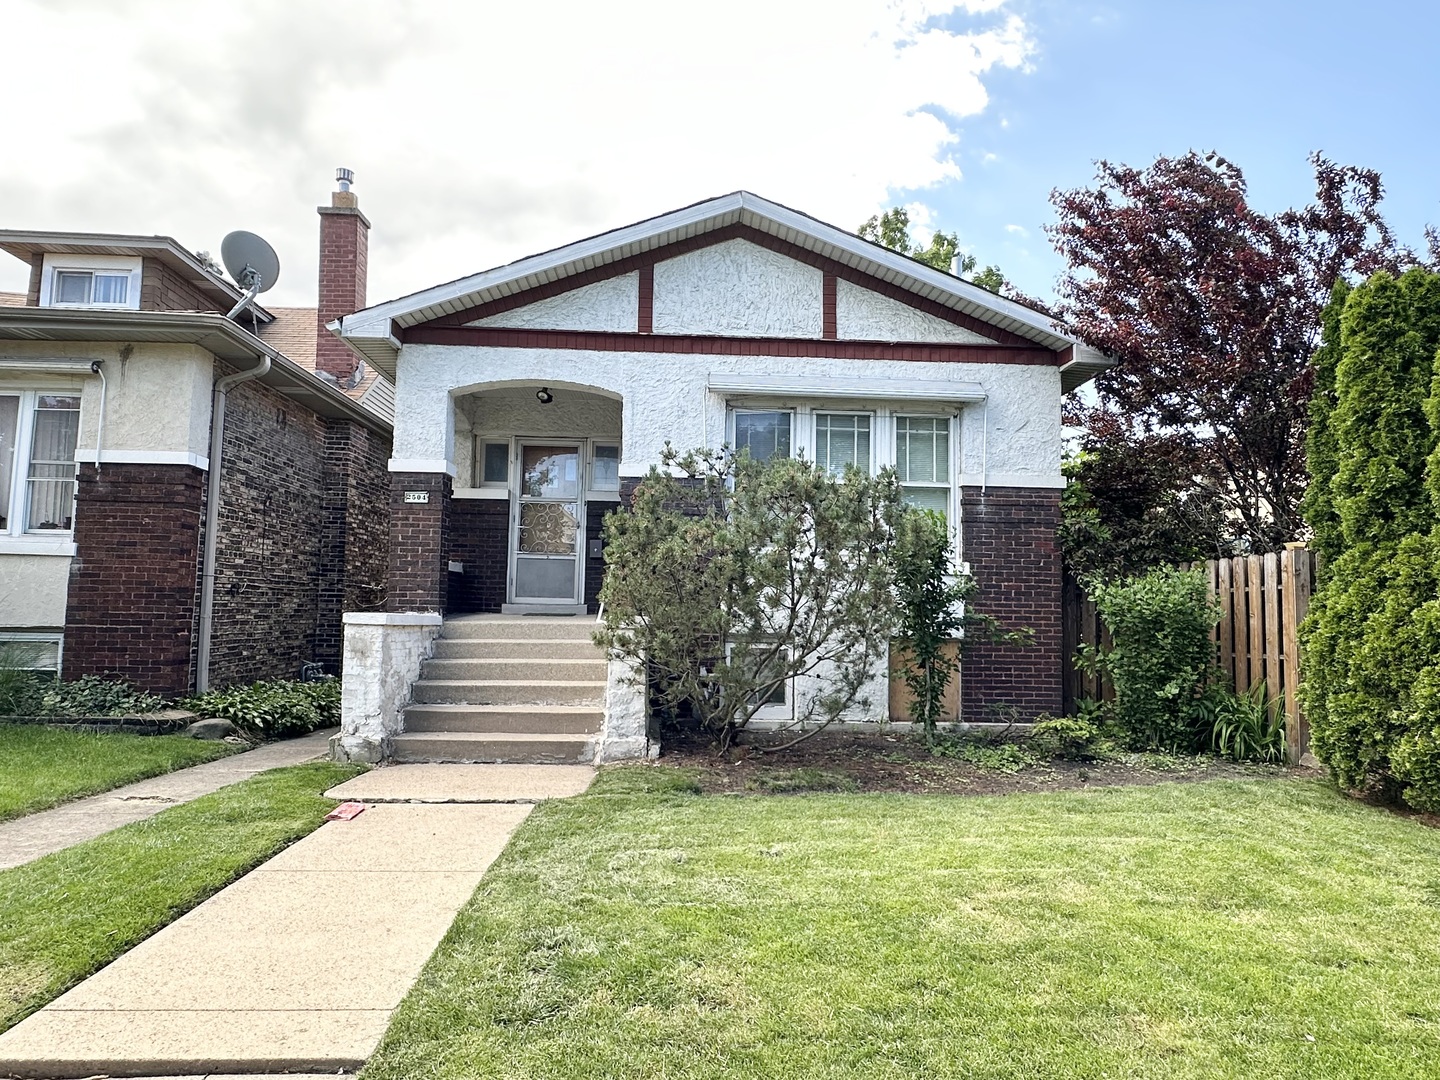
top-left (480, 441), bottom-right (509, 486)
top-left (895, 416), bottom-right (950, 519)
top-left (0, 393), bottom-right (80, 535)
top-left (0, 633), bottom-right (62, 674)
top-left (733, 410), bottom-right (791, 463)
top-left (814, 413), bottom-right (871, 476)
top-left (52, 270), bottom-right (130, 307)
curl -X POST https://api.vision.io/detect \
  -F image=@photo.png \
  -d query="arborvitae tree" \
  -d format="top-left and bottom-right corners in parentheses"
top-left (1299, 280), bottom-right (1351, 568)
top-left (1302, 269), bottom-right (1440, 807)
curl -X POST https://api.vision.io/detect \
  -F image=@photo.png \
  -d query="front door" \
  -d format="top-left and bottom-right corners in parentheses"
top-left (510, 442), bottom-right (584, 606)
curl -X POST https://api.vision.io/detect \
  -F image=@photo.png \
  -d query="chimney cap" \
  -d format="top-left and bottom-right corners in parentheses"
top-left (336, 167), bottom-right (354, 192)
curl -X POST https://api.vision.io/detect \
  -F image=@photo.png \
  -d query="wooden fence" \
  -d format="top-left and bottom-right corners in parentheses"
top-left (1063, 546), bottom-right (1319, 763)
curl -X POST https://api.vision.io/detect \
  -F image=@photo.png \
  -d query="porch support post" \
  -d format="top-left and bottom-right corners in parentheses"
top-left (598, 654), bottom-right (654, 762)
top-left (333, 612), bottom-right (443, 762)
top-left (388, 472), bottom-right (453, 614)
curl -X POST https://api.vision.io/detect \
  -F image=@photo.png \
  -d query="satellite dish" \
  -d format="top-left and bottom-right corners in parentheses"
top-left (220, 231), bottom-right (280, 294)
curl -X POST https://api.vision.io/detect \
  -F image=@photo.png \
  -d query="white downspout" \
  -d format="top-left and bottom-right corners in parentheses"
top-left (195, 354), bottom-right (271, 693)
top-left (89, 361), bottom-right (107, 474)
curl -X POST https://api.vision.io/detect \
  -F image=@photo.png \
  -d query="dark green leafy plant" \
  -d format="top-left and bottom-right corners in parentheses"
top-left (39, 675), bottom-right (165, 718)
top-left (184, 678), bottom-right (339, 740)
top-left (1205, 683), bottom-right (1286, 763)
top-left (1029, 715), bottom-right (1106, 760)
top-left (1085, 567), bottom-right (1223, 752)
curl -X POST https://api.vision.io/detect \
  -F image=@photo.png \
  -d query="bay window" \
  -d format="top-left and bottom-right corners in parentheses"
top-left (0, 392), bottom-right (80, 535)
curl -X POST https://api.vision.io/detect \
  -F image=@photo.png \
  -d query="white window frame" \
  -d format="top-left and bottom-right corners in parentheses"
top-left (477, 438), bottom-right (511, 488)
top-left (894, 413), bottom-right (954, 521)
top-left (0, 389), bottom-right (81, 541)
top-left (589, 443), bottom-right (621, 496)
top-left (724, 641), bottom-right (794, 721)
top-left (812, 410), bottom-right (875, 476)
top-left (0, 631), bottom-right (63, 675)
top-left (39, 254), bottom-right (142, 310)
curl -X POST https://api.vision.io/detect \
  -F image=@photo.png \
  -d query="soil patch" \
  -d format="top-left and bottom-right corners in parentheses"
top-left (656, 728), bottom-right (1319, 796)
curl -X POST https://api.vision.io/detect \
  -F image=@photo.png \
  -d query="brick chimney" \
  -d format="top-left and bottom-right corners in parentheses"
top-left (315, 167), bottom-right (369, 386)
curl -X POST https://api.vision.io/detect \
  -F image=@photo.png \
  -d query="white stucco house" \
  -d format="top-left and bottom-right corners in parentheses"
top-left (328, 191), bottom-right (1108, 763)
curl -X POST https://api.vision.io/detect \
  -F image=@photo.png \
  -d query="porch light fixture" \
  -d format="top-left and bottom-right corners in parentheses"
top-left (536, 387), bottom-right (554, 404)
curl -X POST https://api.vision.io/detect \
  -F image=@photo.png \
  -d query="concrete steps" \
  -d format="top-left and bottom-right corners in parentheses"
top-left (396, 616), bottom-right (607, 764)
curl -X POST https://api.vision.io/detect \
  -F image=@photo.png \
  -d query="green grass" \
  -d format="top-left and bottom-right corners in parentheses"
top-left (363, 771), bottom-right (1440, 1080)
top-left (0, 760), bottom-right (362, 1032)
top-left (0, 723), bottom-right (240, 822)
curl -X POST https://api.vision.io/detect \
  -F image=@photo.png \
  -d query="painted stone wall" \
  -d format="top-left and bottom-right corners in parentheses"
top-left (652, 239), bottom-right (823, 337)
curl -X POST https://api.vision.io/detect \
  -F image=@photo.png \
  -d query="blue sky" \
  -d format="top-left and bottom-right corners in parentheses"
top-left (922, 0), bottom-right (1440, 300)
top-left (2, 1), bottom-right (1434, 308)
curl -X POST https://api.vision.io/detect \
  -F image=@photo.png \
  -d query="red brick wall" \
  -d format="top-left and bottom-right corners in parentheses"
top-left (139, 258), bottom-right (223, 313)
top-left (389, 473), bottom-right (452, 613)
top-left (958, 485), bottom-right (1064, 721)
top-left (316, 205), bottom-right (369, 383)
top-left (448, 498), bottom-right (508, 613)
top-left (64, 463), bottom-right (205, 693)
top-left (314, 419), bottom-right (391, 665)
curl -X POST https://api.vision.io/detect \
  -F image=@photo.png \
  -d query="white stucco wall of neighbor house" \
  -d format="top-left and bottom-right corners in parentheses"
top-left (835, 279), bottom-right (996, 344)
top-left (653, 239), bottom-right (824, 338)
top-left (470, 272), bottom-right (640, 332)
top-left (392, 345), bottom-right (1063, 487)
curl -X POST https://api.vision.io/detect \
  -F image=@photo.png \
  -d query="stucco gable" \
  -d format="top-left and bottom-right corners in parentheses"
top-left (651, 238), bottom-right (822, 338)
top-left (836, 278), bottom-right (996, 344)
top-left (467, 272), bottom-right (639, 332)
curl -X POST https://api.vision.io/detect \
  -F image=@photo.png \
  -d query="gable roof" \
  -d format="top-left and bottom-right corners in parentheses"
top-left (333, 191), bottom-right (1112, 390)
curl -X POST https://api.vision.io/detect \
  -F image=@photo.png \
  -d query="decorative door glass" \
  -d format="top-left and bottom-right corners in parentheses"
top-left (514, 445), bottom-right (581, 601)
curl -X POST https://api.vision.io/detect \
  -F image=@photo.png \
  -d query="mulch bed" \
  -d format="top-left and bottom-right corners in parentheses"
top-left (654, 727), bottom-right (1319, 796)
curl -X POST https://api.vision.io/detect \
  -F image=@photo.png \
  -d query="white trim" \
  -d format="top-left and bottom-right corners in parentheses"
top-left (958, 472), bottom-right (1065, 490)
top-left (388, 457), bottom-right (457, 476)
top-left (452, 486), bottom-right (510, 500)
top-left (709, 373), bottom-right (986, 403)
top-left (0, 358), bottom-right (100, 375)
top-left (343, 611), bottom-right (444, 626)
top-left (0, 537), bottom-right (76, 556)
top-left (74, 449), bottom-right (209, 470)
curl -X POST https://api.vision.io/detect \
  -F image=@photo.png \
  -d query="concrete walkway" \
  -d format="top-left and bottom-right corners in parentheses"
top-left (0, 727), bottom-right (337, 871)
top-left (0, 764), bottom-right (595, 1078)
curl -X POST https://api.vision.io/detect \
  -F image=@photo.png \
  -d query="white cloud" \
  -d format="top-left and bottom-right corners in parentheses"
top-left (1004, 223), bottom-right (1029, 237)
top-left (0, 0), bottom-right (1033, 305)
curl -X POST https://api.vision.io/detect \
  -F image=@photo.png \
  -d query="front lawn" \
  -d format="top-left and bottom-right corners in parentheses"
top-left (0, 723), bottom-right (239, 822)
top-left (364, 770), bottom-right (1440, 1079)
top-left (0, 760), bottom-right (362, 1032)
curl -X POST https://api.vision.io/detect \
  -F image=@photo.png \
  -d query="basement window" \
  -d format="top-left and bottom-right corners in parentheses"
top-left (0, 392), bottom-right (81, 535)
top-left (0, 633), bottom-right (62, 674)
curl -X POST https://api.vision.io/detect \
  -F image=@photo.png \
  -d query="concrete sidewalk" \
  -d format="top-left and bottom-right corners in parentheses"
top-left (0, 727), bottom-right (337, 871)
top-left (0, 764), bottom-right (595, 1078)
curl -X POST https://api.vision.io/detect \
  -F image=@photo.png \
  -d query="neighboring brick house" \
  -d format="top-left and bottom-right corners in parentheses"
top-left (328, 191), bottom-right (1110, 761)
top-left (0, 175), bottom-right (394, 694)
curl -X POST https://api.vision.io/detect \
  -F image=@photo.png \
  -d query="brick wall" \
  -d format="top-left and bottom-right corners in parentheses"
top-left (139, 258), bottom-right (222, 313)
top-left (449, 498), bottom-right (508, 613)
top-left (958, 485), bottom-right (1063, 720)
top-left (389, 472), bottom-right (452, 613)
top-left (64, 463), bottom-right (205, 693)
top-left (316, 204), bottom-right (369, 383)
top-left (204, 376), bottom-right (328, 685)
top-left (315, 419), bottom-right (391, 665)
top-left (585, 499), bottom-right (620, 611)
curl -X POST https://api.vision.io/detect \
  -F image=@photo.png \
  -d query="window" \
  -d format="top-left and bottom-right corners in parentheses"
top-left (733, 410), bottom-right (791, 463)
top-left (480, 441), bottom-right (509, 486)
top-left (591, 444), bottom-right (620, 492)
top-left (0, 393), bottom-right (80, 535)
top-left (0, 633), bottom-right (61, 675)
top-left (726, 643), bottom-right (790, 712)
top-left (52, 270), bottom-right (130, 307)
top-left (896, 416), bottom-right (950, 519)
top-left (814, 413), bottom-right (871, 476)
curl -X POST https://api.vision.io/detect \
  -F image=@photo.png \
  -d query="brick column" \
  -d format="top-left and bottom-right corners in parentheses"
top-left (958, 486), bottom-right (1064, 721)
top-left (64, 463), bottom-right (205, 693)
top-left (388, 472), bottom-right (452, 613)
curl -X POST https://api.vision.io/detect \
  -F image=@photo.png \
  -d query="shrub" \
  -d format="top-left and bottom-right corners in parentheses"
top-left (184, 678), bottom-right (339, 740)
top-left (1085, 566), bottom-right (1222, 752)
top-left (1029, 716), bottom-right (1105, 760)
top-left (39, 675), bottom-right (165, 718)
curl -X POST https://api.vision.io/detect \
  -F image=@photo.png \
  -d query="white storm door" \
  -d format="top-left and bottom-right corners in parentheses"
top-left (510, 443), bottom-right (583, 604)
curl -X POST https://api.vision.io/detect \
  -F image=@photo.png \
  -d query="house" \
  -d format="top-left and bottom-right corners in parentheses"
top-left (0, 173), bottom-right (394, 694)
top-left (329, 191), bottom-right (1109, 763)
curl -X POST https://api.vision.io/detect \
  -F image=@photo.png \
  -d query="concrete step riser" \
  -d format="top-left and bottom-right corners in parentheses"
top-left (411, 681), bottom-right (604, 706)
top-left (431, 639), bottom-right (604, 660)
top-left (421, 658), bottom-right (607, 682)
top-left (403, 708), bottom-right (603, 734)
top-left (392, 736), bottom-right (595, 765)
top-left (442, 620), bottom-right (596, 641)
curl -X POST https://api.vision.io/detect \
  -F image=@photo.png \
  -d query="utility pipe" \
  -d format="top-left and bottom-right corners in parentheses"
top-left (89, 361), bottom-right (106, 474)
top-left (195, 354), bottom-right (271, 692)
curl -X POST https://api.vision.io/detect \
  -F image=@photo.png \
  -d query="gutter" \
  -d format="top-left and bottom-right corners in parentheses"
top-left (194, 353), bottom-right (270, 694)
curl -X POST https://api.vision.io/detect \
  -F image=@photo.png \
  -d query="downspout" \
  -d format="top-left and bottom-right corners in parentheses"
top-left (89, 361), bottom-right (107, 474)
top-left (195, 354), bottom-right (271, 693)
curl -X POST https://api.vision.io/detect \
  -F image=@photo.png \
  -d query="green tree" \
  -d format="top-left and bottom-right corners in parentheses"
top-left (595, 446), bottom-right (903, 751)
top-left (858, 206), bottom-right (1005, 284)
top-left (1299, 281), bottom-right (1352, 568)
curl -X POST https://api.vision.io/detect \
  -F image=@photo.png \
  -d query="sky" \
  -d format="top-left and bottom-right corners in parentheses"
top-left (2, 0), bottom-right (1437, 309)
